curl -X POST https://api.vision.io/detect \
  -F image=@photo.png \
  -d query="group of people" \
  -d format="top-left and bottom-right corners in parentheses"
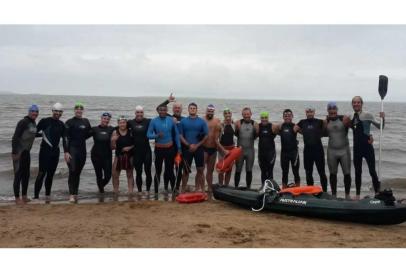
top-left (11, 94), bottom-right (385, 204)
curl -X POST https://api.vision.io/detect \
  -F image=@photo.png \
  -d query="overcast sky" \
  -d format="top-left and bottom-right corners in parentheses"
top-left (0, 25), bottom-right (405, 101)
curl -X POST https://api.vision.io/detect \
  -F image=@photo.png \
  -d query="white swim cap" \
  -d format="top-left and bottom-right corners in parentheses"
top-left (52, 102), bottom-right (63, 111)
top-left (135, 105), bottom-right (144, 112)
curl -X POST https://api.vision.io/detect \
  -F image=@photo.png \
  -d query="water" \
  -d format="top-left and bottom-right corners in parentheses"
top-left (1, 94), bottom-right (406, 202)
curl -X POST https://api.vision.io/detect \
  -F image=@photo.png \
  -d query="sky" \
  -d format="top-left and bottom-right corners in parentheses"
top-left (0, 25), bottom-right (405, 101)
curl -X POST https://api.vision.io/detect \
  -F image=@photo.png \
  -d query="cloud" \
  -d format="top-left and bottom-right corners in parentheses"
top-left (0, 25), bottom-right (405, 101)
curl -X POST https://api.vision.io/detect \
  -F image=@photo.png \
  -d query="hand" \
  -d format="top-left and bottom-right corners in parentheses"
top-left (122, 146), bottom-right (132, 152)
top-left (64, 152), bottom-right (72, 163)
top-left (368, 135), bottom-right (374, 144)
top-left (11, 153), bottom-right (20, 161)
top-left (168, 92), bottom-right (175, 102)
top-left (111, 131), bottom-right (119, 141)
top-left (380, 112), bottom-right (385, 119)
top-left (189, 144), bottom-right (197, 153)
top-left (223, 150), bottom-right (230, 156)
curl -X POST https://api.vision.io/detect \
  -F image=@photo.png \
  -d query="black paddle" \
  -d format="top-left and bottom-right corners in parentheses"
top-left (378, 75), bottom-right (388, 181)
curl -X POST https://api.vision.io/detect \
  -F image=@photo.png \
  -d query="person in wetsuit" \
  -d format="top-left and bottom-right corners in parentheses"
top-left (350, 96), bottom-right (385, 199)
top-left (157, 93), bottom-right (185, 193)
top-left (33, 103), bottom-right (66, 201)
top-left (218, 108), bottom-right (235, 187)
top-left (324, 102), bottom-right (352, 199)
top-left (12, 105), bottom-right (38, 204)
top-left (127, 106), bottom-right (152, 193)
top-left (258, 111), bottom-right (278, 186)
top-left (111, 116), bottom-right (135, 194)
top-left (294, 106), bottom-right (328, 191)
top-left (63, 102), bottom-right (92, 203)
top-left (278, 109), bottom-right (300, 189)
top-left (147, 104), bottom-right (181, 193)
top-left (234, 107), bottom-right (259, 189)
top-left (91, 112), bottom-right (114, 194)
top-left (179, 103), bottom-right (209, 192)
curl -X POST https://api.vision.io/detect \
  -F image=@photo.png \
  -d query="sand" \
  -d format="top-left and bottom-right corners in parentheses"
top-left (1, 199), bottom-right (406, 248)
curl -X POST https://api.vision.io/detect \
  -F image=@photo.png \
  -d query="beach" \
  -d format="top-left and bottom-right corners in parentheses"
top-left (1, 199), bottom-right (406, 248)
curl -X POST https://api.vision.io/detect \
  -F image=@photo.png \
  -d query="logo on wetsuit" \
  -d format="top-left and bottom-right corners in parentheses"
top-left (79, 125), bottom-right (86, 129)
top-left (279, 198), bottom-right (307, 205)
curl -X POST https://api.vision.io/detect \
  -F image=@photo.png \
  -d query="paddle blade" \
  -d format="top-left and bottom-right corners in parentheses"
top-left (378, 75), bottom-right (388, 100)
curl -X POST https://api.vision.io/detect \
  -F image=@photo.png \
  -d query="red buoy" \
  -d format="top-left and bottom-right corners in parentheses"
top-left (176, 192), bottom-right (208, 203)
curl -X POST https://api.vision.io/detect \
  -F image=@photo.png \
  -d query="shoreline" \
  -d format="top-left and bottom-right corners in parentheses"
top-left (1, 200), bottom-right (406, 248)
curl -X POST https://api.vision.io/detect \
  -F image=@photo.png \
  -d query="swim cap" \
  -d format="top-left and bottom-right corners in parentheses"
top-left (28, 104), bottom-right (39, 112)
top-left (74, 102), bottom-right (84, 109)
top-left (135, 105), bottom-right (144, 112)
top-left (207, 104), bottom-right (215, 111)
top-left (101, 112), bottom-right (112, 118)
top-left (117, 115), bottom-right (128, 121)
top-left (305, 106), bottom-right (315, 111)
top-left (52, 102), bottom-right (63, 111)
top-left (260, 111), bottom-right (269, 118)
top-left (327, 101), bottom-right (337, 110)
top-left (223, 107), bottom-right (231, 113)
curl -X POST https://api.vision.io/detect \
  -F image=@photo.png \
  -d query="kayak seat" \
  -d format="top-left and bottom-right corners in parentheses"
top-left (279, 186), bottom-right (323, 196)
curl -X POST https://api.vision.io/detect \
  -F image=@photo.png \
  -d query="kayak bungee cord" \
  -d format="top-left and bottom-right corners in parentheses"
top-left (252, 179), bottom-right (277, 212)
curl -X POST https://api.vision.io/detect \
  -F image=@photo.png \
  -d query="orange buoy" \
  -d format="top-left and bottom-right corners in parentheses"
top-left (216, 147), bottom-right (242, 173)
top-left (176, 192), bottom-right (208, 203)
top-left (279, 185), bottom-right (323, 196)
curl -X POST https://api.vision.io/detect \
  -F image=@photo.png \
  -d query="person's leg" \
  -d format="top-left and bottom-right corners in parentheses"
top-left (13, 157), bottom-right (22, 201)
top-left (181, 150), bottom-right (192, 192)
top-left (91, 151), bottom-right (104, 193)
top-left (34, 147), bottom-right (48, 198)
top-left (353, 147), bottom-right (363, 197)
top-left (154, 148), bottom-right (164, 194)
top-left (327, 149), bottom-right (338, 196)
top-left (20, 151), bottom-right (31, 202)
top-left (133, 153), bottom-right (143, 192)
top-left (144, 148), bottom-right (153, 192)
top-left (291, 150), bottom-right (301, 186)
top-left (101, 155), bottom-right (112, 191)
top-left (195, 147), bottom-right (205, 191)
top-left (365, 145), bottom-right (380, 194)
top-left (315, 146), bottom-right (328, 192)
top-left (341, 148), bottom-right (352, 199)
top-left (205, 151), bottom-right (217, 192)
top-left (281, 151), bottom-right (290, 189)
top-left (234, 151), bottom-right (245, 187)
top-left (163, 147), bottom-right (176, 191)
top-left (112, 157), bottom-right (120, 193)
top-left (258, 152), bottom-right (268, 185)
top-left (44, 149), bottom-right (60, 197)
top-left (245, 148), bottom-right (255, 189)
top-left (269, 151), bottom-right (276, 180)
top-left (73, 149), bottom-right (87, 196)
top-left (303, 146), bottom-right (314, 186)
top-left (126, 168), bottom-right (134, 193)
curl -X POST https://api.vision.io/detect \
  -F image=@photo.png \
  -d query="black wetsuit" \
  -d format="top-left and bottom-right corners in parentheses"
top-left (258, 123), bottom-right (276, 184)
top-left (279, 123), bottom-right (300, 187)
top-left (63, 117), bottom-right (91, 196)
top-left (12, 116), bottom-right (37, 198)
top-left (91, 125), bottom-right (114, 193)
top-left (297, 118), bottom-right (328, 191)
top-left (351, 112), bottom-right (382, 195)
top-left (128, 118), bottom-right (152, 192)
top-left (34, 117), bottom-right (65, 198)
top-left (220, 123), bottom-right (235, 148)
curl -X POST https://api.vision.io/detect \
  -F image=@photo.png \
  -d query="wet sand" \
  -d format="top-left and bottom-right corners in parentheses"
top-left (1, 199), bottom-right (406, 248)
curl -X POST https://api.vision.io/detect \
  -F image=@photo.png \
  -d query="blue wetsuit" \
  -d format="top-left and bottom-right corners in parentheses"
top-left (147, 116), bottom-right (180, 192)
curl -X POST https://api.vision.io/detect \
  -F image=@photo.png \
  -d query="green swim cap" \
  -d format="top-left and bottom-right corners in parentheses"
top-left (74, 102), bottom-right (84, 109)
top-left (223, 107), bottom-right (231, 113)
top-left (260, 111), bottom-right (269, 118)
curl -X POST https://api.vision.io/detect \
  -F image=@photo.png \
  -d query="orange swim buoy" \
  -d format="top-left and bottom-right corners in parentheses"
top-left (176, 192), bottom-right (208, 203)
top-left (216, 147), bottom-right (242, 173)
top-left (279, 186), bottom-right (323, 196)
